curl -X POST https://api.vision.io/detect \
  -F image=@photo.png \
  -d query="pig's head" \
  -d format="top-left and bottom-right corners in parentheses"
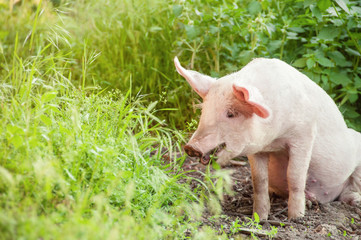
top-left (174, 57), bottom-right (273, 166)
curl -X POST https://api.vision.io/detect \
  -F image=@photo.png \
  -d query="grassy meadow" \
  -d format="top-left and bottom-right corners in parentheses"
top-left (0, 0), bottom-right (360, 239)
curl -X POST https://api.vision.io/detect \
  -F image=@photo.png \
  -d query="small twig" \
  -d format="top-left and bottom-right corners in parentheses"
top-left (260, 219), bottom-right (291, 227)
top-left (237, 228), bottom-right (269, 237)
top-left (335, 224), bottom-right (355, 235)
top-left (272, 207), bottom-right (288, 218)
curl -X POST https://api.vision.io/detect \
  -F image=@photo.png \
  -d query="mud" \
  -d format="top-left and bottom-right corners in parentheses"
top-left (178, 156), bottom-right (361, 239)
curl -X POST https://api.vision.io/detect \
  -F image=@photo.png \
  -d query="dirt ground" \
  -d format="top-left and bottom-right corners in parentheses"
top-left (178, 156), bottom-right (361, 239)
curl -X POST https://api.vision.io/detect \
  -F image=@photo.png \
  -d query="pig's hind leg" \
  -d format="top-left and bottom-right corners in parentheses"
top-left (339, 166), bottom-right (361, 205)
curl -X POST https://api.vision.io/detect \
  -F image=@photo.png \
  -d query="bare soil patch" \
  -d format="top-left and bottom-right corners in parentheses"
top-left (179, 156), bottom-right (361, 239)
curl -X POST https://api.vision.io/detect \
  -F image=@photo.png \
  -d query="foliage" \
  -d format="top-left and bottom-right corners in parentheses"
top-left (174, 0), bottom-right (361, 130)
top-left (1, 0), bottom-right (360, 129)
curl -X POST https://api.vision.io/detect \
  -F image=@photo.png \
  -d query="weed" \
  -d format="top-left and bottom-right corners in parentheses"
top-left (228, 213), bottom-right (278, 239)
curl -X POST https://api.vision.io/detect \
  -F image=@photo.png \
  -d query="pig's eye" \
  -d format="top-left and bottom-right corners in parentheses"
top-left (226, 110), bottom-right (236, 118)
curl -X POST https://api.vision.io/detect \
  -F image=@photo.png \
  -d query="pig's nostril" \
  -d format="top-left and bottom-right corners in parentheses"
top-left (184, 145), bottom-right (202, 157)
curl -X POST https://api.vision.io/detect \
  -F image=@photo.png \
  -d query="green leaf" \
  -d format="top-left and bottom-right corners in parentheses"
top-left (253, 212), bottom-right (260, 223)
top-left (209, 25), bottom-right (219, 35)
top-left (212, 161), bottom-right (220, 170)
top-left (348, 92), bottom-right (359, 103)
top-left (327, 51), bottom-right (352, 67)
top-left (268, 40), bottom-right (282, 52)
top-left (9, 135), bottom-right (23, 149)
top-left (329, 71), bottom-right (352, 86)
top-left (317, 57), bottom-right (334, 67)
top-left (173, 5), bottom-right (182, 18)
top-left (150, 26), bottom-right (162, 33)
top-left (41, 91), bottom-right (58, 103)
top-left (331, 19), bottom-right (343, 26)
top-left (315, 49), bottom-right (325, 59)
top-left (45, 104), bottom-right (62, 114)
top-left (293, 58), bottom-right (307, 68)
top-left (247, 1), bottom-right (262, 15)
top-left (351, 6), bottom-right (361, 15)
top-left (310, 5), bottom-right (322, 21)
top-left (317, 0), bottom-right (331, 11)
top-left (40, 115), bottom-right (52, 126)
top-left (306, 58), bottom-right (316, 69)
top-left (6, 124), bottom-right (24, 135)
top-left (345, 48), bottom-right (361, 57)
top-left (304, 0), bottom-right (317, 8)
top-left (345, 108), bottom-right (360, 119)
top-left (288, 27), bottom-right (305, 33)
top-left (317, 27), bottom-right (340, 40)
top-left (239, 50), bottom-right (255, 65)
top-left (355, 76), bottom-right (361, 89)
top-left (335, 0), bottom-right (350, 14)
top-left (185, 25), bottom-right (201, 40)
top-left (146, 101), bottom-right (158, 112)
top-left (347, 18), bottom-right (357, 30)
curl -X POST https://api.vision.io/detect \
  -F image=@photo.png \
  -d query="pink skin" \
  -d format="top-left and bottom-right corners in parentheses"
top-left (174, 56), bottom-right (361, 220)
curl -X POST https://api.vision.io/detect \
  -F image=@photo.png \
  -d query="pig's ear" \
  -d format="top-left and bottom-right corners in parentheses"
top-left (232, 84), bottom-right (271, 119)
top-left (174, 57), bottom-right (216, 98)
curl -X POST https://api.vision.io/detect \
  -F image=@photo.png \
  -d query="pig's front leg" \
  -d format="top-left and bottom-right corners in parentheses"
top-left (287, 127), bottom-right (316, 219)
top-left (248, 153), bottom-right (270, 220)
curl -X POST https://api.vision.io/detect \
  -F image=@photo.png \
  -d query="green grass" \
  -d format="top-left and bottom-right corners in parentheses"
top-left (0, 38), bottom-right (229, 239)
top-left (0, 2), bottom-right (220, 239)
top-left (1, 0), bottom-right (360, 239)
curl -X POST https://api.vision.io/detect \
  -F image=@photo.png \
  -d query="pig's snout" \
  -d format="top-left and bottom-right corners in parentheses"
top-left (184, 143), bottom-right (226, 165)
top-left (184, 144), bottom-right (203, 158)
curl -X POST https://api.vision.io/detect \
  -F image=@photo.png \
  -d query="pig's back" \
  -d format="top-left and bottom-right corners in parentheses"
top-left (236, 58), bottom-right (348, 131)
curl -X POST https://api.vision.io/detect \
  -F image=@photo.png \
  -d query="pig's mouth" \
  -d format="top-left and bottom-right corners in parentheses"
top-left (200, 143), bottom-right (226, 165)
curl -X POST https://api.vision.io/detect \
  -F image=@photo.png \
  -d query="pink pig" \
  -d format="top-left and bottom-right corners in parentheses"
top-left (174, 57), bottom-right (361, 220)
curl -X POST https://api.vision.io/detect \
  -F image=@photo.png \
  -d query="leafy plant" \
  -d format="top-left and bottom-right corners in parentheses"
top-left (174, 0), bottom-right (361, 130)
top-left (229, 213), bottom-right (278, 239)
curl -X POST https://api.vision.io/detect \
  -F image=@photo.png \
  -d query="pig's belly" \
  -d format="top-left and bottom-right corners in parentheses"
top-left (267, 151), bottom-right (346, 203)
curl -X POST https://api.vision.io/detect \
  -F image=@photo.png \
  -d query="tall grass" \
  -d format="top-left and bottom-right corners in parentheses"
top-left (0, 37), bottom-right (229, 239)
top-left (0, 2), bottom-right (230, 238)
top-left (0, 0), bottom-right (195, 128)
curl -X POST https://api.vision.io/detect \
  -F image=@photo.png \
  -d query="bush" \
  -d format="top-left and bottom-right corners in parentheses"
top-left (174, 0), bottom-right (361, 130)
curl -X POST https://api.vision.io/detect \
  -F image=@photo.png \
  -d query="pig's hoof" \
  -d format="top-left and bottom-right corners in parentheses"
top-left (288, 212), bottom-right (305, 220)
top-left (287, 205), bottom-right (305, 219)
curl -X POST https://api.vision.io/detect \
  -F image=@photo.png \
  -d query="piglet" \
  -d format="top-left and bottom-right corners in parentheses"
top-left (174, 57), bottom-right (361, 220)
